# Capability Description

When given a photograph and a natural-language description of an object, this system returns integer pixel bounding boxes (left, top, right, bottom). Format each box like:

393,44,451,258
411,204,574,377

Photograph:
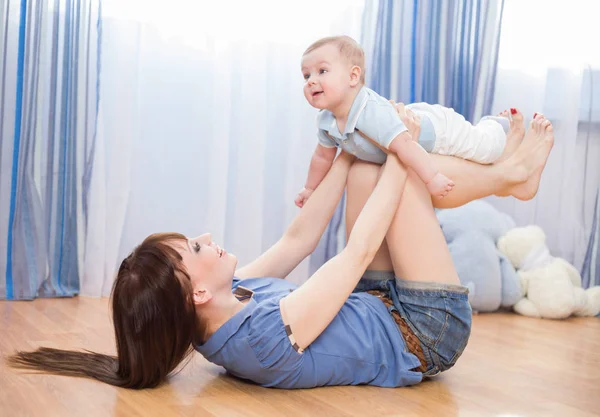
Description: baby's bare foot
497,108,525,162
502,114,554,200
427,172,455,200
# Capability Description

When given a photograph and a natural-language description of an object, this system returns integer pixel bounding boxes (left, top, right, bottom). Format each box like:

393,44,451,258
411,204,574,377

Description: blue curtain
362,0,504,122
0,0,101,300
582,188,600,290
580,69,599,291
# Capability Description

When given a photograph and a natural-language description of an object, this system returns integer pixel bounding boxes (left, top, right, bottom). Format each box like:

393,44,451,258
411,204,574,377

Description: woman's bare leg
347,161,458,283
346,162,394,271
346,115,555,274
384,169,460,284
431,114,553,208
429,155,521,209
346,157,507,272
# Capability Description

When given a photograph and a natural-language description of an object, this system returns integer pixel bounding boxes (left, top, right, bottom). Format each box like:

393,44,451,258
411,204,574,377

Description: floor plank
1,297,599,417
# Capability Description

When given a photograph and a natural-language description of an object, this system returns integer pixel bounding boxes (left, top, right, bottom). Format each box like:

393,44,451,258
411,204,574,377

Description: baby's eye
303,73,310,80
193,242,201,253
319,68,327,74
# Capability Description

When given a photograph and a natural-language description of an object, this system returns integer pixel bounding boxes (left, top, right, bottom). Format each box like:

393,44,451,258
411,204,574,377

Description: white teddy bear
497,225,600,319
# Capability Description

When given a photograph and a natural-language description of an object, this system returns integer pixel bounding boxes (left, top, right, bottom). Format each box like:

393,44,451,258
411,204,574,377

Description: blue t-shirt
317,86,436,164
194,277,422,389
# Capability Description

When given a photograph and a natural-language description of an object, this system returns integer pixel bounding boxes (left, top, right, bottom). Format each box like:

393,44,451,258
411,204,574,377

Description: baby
296,36,512,207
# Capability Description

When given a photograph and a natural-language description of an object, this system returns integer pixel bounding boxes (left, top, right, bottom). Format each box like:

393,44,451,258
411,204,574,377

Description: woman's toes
511,108,523,121
529,118,537,130
532,115,544,132
536,119,543,132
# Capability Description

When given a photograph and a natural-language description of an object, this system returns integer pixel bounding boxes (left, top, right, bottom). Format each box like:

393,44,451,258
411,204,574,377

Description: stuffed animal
437,201,523,313
497,225,600,319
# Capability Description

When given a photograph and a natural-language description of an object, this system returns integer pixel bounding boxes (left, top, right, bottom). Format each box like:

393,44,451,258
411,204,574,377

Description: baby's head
301,36,365,111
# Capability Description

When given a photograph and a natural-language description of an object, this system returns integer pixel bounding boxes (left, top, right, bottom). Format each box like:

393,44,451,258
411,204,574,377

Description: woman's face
177,233,237,298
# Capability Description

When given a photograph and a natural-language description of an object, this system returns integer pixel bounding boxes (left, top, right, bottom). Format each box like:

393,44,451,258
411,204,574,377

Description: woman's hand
389,101,421,142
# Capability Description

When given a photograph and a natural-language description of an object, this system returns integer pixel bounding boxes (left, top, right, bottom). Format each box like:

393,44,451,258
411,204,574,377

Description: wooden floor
1,297,599,417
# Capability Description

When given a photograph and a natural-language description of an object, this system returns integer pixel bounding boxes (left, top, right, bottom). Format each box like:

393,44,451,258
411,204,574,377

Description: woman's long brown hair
6,233,197,389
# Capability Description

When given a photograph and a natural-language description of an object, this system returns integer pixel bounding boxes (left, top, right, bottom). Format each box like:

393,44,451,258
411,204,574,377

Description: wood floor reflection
1,297,599,417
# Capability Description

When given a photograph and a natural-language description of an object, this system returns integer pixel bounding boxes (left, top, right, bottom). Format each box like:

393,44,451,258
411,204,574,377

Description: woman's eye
193,242,201,253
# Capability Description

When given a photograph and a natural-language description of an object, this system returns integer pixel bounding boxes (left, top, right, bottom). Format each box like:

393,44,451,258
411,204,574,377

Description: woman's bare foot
498,114,554,200
497,108,525,162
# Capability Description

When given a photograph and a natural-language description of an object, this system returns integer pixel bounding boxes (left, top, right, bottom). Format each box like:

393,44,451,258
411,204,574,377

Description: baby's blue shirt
317,86,436,163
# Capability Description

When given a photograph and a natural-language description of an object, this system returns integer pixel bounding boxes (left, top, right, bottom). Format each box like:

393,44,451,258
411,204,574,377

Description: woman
8,107,554,389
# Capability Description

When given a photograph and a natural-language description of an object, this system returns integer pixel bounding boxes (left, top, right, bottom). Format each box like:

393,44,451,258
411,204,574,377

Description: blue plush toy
436,200,523,313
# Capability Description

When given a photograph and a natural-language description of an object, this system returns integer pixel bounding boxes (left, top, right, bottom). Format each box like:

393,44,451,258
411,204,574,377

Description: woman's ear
193,288,213,306
350,65,362,87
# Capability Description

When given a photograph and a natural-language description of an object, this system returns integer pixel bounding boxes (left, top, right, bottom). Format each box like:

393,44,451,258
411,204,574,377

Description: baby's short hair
303,36,365,84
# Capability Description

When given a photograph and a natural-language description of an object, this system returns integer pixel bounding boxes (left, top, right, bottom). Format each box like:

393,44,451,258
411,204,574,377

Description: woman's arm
235,151,354,279
279,155,407,350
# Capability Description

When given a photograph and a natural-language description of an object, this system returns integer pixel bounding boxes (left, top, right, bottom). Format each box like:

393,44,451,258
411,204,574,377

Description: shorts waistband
361,270,469,299
362,270,395,281
395,279,469,296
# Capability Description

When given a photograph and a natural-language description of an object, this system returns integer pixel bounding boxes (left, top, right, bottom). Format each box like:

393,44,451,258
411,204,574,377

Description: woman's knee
347,160,380,193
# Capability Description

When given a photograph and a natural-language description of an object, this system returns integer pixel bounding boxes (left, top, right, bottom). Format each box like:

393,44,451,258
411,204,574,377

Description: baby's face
301,44,353,111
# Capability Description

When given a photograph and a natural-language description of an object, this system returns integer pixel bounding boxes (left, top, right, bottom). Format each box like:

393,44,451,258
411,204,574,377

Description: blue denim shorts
355,270,472,377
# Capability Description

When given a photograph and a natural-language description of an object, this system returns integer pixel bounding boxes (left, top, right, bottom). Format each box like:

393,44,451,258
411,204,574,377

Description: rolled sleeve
317,129,337,148
355,101,408,149
247,299,304,371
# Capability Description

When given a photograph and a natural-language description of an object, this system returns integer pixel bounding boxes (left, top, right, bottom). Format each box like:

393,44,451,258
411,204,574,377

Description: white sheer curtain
82,0,365,296
488,0,600,269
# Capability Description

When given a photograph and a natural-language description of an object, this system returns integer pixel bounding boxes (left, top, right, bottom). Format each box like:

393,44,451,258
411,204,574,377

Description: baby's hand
295,187,315,208
426,173,455,199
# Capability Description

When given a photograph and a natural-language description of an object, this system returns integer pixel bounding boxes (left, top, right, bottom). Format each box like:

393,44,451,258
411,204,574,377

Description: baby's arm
295,144,338,208
388,132,454,199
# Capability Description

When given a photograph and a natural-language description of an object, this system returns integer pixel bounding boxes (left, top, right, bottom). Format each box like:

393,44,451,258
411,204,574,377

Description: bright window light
498,0,600,73
102,0,364,48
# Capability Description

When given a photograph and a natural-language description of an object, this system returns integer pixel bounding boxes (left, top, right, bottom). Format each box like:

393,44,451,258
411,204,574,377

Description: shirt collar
194,297,257,358
317,86,369,139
